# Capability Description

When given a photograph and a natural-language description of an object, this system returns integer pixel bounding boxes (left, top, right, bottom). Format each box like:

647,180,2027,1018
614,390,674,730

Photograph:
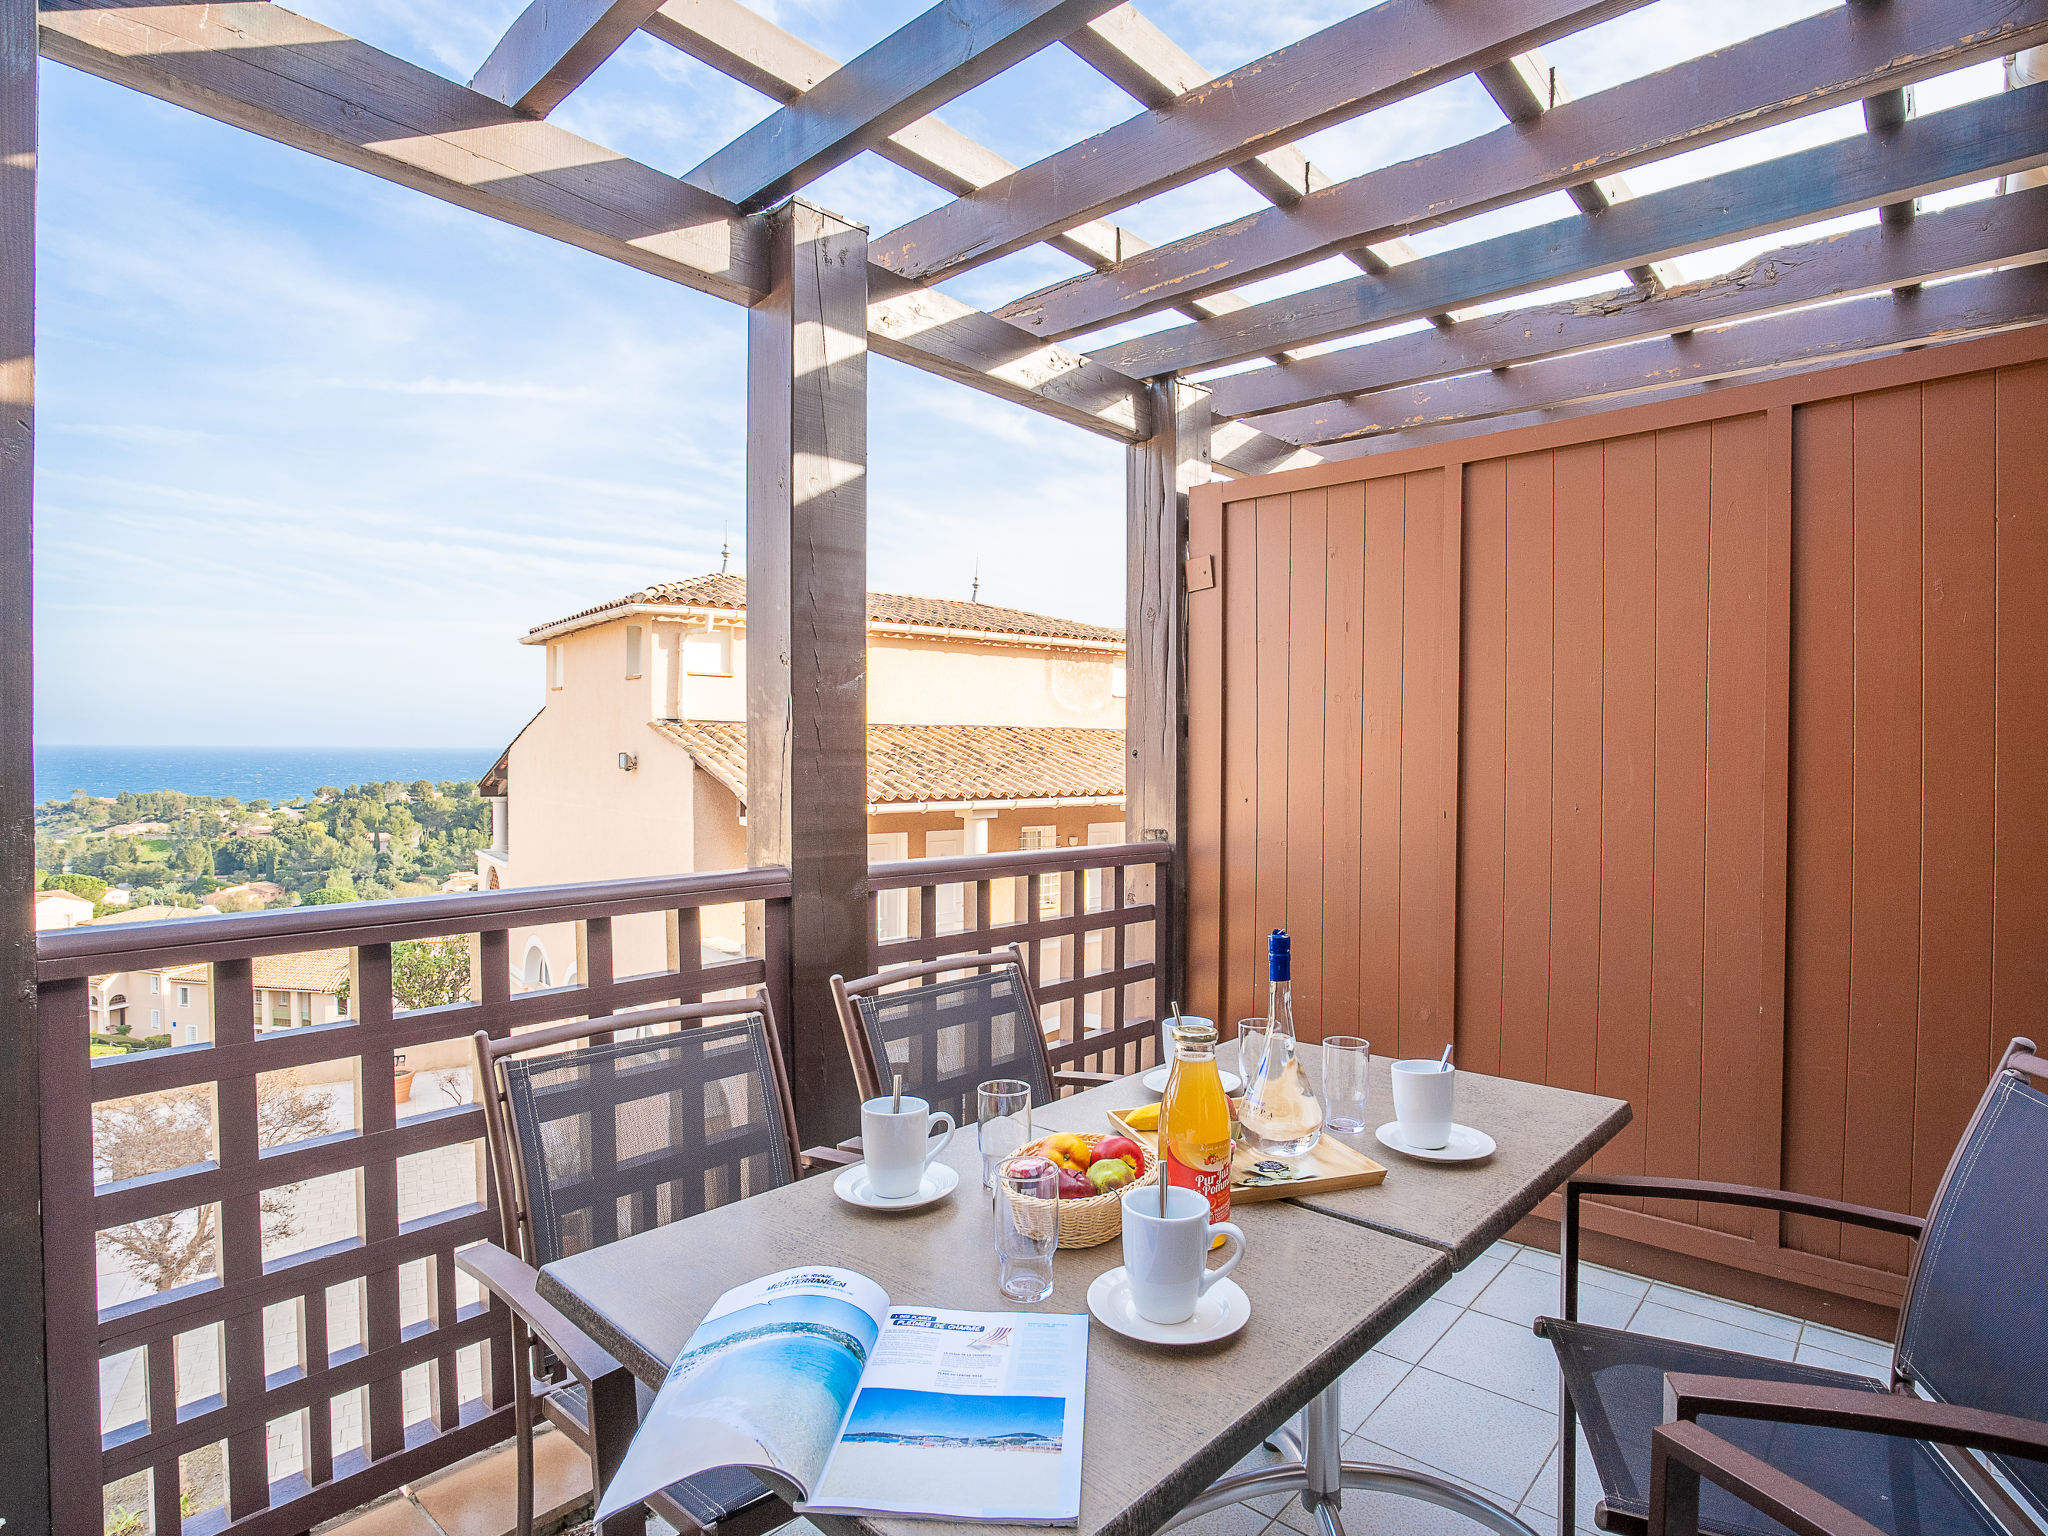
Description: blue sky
31,0,2004,748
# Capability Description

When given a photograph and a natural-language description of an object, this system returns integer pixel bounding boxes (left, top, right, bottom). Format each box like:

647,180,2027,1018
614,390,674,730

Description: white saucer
1373,1122,1497,1163
1087,1268,1250,1346
1140,1065,1243,1096
833,1160,959,1210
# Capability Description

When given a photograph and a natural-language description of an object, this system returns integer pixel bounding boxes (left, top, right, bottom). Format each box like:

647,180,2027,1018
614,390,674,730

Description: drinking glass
1234,1020,1268,1087
995,1156,1059,1302
1321,1036,1372,1135
977,1078,1033,1189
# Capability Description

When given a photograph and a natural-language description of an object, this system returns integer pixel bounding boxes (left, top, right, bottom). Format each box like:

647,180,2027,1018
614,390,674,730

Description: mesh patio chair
455,993,813,1536
828,944,1117,1129
1536,1037,2048,1536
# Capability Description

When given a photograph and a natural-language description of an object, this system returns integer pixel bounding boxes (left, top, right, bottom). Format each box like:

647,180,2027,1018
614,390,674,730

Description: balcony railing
37,843,1174,1536
37,869,786,1536
867,840,1172,1077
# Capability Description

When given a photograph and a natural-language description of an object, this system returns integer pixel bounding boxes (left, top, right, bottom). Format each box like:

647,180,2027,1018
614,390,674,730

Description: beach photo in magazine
824,1387,1064,1509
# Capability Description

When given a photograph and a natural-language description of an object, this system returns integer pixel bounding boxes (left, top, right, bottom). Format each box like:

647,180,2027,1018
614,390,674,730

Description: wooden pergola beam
870,0,1649,285
682,0,1124,211
38,0,769,304
34,1,1267,452
469,0,668,117
641,0,1274,337
1297,263,2048,450
1001,0,2048,342
1089,83,2048,378
1215,185,2048,424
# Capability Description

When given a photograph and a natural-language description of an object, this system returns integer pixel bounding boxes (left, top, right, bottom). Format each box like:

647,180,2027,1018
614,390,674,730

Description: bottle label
1166,1146,1232,1225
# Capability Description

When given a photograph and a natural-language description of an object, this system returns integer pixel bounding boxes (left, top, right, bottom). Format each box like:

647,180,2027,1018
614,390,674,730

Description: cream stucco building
479,574,1129,990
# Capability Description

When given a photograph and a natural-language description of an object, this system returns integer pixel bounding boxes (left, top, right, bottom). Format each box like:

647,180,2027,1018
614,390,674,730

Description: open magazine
597,1267,1089,1526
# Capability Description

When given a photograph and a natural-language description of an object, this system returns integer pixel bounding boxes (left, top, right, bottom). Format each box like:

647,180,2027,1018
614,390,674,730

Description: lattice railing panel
38,869,789,1536
866,842,1173,1085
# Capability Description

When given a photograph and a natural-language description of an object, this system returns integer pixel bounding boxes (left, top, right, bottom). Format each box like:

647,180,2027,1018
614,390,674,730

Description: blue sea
34,746,498,805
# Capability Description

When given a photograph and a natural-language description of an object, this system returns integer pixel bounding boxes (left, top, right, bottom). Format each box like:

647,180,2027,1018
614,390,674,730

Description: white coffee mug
1119,1184,1245,1324
1389,1060,1456,1150
861,1095,956,1199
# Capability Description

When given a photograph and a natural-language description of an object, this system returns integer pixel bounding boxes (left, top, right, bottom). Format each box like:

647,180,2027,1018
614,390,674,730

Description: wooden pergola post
1126,378,1210,1013
0,0,47,1527
746,198,870,1147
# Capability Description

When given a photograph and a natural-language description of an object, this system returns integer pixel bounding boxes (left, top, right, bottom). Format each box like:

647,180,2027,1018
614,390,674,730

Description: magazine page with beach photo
595,1266,1088,1528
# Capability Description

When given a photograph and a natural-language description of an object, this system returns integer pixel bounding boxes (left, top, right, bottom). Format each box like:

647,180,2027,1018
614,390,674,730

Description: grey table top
537,1074,1451,1536
1276,1045,1632,1269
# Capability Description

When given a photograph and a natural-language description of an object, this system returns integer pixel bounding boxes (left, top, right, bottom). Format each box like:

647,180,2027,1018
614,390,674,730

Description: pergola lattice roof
33,0,2048,467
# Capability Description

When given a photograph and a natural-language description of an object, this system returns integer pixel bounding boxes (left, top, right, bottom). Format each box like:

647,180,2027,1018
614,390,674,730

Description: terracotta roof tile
251,949,352,994
532,574,1122,646
650,720,1124,806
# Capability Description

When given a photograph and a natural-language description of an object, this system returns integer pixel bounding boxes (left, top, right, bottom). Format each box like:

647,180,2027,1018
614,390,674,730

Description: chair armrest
454,1241,621,1386
1053,1069,1121,1089
1663,1374,2048,1463
802,1145,862,1171
1566,1175,1924,1238
1649,1419,1883,1536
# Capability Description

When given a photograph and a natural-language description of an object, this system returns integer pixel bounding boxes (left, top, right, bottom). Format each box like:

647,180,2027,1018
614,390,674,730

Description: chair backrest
830,947,1053,1125
474,993,799,1268
1894,1036,2048,1521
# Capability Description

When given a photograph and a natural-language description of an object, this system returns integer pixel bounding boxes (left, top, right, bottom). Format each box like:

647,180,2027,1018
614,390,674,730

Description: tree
336,936,472,1013
49,871,107,901
95,1073,339,1294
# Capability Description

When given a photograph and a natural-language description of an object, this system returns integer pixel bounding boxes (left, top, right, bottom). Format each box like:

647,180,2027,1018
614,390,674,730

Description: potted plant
393,1051,415,1104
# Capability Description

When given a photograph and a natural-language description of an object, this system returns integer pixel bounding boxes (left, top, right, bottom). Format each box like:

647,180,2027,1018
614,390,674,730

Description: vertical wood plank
36,982,93,1536
1251,495,1293,1030
1286,489,1329,1036
1842,384,1922,1275
1127,378,1211,1013
1992,363,2048,1057
1220,499,1261,1033
1186,486,1227,1023
0,0,44,1522
1754,404,1796,1241
1648,423,1711,1226
1914,372,1997,1212
1699,414,1772,1236
209,957,271,1517
1783,397,1857,1258
1456,460,1510,1076
1399,468,1458,1058
351,944,407,1463
1547,442,1604,1092
1500,452,1554,1084
1320,482,1367,1040
746,199,869,1147
1360,475,1406,1049
1595,434,1656,1186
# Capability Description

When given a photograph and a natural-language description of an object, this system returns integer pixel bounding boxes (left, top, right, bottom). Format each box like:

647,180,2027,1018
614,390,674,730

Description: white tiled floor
624,1239,1894,1536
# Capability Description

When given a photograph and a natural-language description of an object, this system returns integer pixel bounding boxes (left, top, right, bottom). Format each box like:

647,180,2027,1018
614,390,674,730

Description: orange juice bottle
1161,1019,1232,1226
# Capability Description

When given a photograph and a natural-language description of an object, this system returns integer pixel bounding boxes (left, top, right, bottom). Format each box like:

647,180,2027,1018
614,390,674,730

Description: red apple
1094,1136,1145,1172
1056,1167,1095,1200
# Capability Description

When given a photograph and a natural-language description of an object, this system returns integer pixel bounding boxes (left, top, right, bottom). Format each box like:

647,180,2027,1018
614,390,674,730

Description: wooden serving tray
1105,1107,1387,1203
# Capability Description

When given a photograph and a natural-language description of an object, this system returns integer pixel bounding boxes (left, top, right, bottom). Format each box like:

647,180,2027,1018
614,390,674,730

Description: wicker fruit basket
999,1132,1159,1249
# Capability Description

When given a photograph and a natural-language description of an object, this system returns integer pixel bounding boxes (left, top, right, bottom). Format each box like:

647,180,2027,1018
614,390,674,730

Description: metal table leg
1163,1377,1540,1536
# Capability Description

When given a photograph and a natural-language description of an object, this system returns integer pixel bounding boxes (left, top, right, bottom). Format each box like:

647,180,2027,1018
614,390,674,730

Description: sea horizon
34,744,499,806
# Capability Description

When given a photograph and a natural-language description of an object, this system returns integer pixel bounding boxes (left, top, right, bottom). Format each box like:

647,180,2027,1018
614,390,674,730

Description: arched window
522,943,551,990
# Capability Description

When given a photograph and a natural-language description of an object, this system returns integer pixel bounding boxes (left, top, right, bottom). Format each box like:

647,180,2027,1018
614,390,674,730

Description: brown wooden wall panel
1189,469,1457,1046
1188,329,2048,1301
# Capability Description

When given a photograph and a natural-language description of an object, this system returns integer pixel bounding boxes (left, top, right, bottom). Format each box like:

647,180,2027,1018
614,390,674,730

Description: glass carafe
1237,929,1325,1157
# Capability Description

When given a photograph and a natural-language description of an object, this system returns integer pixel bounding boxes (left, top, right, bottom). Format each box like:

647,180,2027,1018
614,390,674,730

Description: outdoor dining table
536,1063,1631,1536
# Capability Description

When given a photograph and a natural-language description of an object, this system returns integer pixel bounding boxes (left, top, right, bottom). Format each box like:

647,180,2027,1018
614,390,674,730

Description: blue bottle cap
1268,928,1290,982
